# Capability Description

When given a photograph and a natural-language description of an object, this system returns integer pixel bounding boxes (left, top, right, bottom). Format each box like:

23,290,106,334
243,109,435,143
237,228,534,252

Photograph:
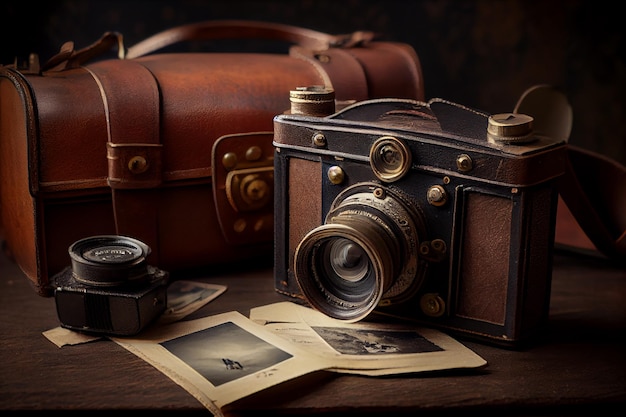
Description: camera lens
294,183,426,322
68,235,152,286
295,223,389,321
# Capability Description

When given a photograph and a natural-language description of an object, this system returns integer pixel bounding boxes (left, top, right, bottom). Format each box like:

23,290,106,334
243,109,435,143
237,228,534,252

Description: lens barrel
294,183,425,322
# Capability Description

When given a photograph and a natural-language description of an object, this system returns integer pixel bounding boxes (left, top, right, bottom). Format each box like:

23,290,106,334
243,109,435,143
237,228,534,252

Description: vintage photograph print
250,302,487,375
113,311,333,412
160,321,293,386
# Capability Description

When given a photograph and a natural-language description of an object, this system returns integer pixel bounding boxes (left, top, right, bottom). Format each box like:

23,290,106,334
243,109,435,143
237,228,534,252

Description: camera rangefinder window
369,136,412,182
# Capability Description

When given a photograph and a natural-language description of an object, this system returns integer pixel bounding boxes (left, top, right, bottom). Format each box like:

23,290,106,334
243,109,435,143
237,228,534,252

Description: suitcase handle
43,31,124,71
125,20,375,59
43,20,375,70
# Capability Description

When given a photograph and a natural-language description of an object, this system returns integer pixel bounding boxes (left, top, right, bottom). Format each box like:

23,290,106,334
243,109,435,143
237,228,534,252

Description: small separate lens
68,235,151,286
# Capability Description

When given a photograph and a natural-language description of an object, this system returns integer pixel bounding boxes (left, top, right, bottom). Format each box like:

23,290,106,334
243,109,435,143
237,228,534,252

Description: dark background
1,0,624,165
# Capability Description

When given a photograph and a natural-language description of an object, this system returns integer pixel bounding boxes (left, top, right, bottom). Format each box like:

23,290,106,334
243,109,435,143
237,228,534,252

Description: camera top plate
273,97,568,188
278,98,564,155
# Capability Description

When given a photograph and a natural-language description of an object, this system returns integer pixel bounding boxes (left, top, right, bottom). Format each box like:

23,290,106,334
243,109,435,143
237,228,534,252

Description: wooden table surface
1,241,624,416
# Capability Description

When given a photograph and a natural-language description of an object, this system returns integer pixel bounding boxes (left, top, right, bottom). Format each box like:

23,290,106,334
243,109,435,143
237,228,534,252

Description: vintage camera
53,235,169,336
273,87,567,347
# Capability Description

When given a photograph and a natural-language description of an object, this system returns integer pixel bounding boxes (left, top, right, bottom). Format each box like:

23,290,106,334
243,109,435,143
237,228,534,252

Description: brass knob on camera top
290,86,336,116
488,113,535,144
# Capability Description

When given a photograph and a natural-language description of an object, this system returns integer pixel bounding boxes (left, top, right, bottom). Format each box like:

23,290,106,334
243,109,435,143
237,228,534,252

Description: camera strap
557,145,626,261
515,85,626,262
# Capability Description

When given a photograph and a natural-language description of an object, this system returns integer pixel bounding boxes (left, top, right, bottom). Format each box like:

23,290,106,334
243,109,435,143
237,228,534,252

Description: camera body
273,90,567,346
53,236,169,336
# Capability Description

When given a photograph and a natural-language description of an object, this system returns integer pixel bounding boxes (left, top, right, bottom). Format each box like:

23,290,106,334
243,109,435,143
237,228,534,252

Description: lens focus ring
68,235,151,286
294,223,392,322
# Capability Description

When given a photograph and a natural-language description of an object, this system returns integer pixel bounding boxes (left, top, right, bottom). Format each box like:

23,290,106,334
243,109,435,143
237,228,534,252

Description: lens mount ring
68,235,152,286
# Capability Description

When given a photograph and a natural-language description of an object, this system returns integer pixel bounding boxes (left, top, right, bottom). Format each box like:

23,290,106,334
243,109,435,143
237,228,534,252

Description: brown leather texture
0,20,425,296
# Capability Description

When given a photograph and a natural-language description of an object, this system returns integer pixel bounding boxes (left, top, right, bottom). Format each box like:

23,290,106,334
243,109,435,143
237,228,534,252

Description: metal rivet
420,293,446,317
316,54,331,63
431,239,447,254
128,156,148,174
327,165,344,184
245,146,262,161
254,219,264,232
233,219,246,233
222,152,237,170
420,239,447,262
456,154,473,172
313,133,327,147
427,185,447,206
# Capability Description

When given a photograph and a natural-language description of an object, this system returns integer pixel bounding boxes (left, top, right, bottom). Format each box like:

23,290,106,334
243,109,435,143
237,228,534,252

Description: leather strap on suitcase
88,60,163,257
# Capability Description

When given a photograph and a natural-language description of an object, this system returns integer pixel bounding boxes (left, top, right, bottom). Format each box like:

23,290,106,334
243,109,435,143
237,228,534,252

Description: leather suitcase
0,20,425,296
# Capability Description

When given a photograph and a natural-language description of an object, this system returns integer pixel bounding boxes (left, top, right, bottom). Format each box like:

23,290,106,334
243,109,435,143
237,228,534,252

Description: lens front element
325,238,369,283
82,244,143,264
